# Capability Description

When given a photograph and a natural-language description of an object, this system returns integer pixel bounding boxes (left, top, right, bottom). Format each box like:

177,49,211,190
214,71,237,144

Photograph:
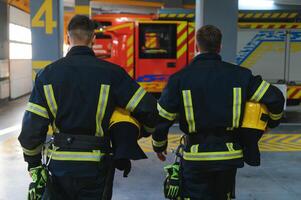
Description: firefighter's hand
156,150,167,162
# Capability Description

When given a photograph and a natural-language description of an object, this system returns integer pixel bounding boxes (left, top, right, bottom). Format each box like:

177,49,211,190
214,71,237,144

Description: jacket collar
66,46,95,57
193,53,222,62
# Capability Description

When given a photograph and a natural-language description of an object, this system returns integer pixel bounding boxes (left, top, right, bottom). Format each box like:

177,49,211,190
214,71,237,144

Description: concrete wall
196,0,238,63
9,6,32,99
0,2,9,100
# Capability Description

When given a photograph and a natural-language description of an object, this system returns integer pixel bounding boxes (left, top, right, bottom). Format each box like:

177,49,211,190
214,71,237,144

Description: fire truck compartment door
136,21,188,92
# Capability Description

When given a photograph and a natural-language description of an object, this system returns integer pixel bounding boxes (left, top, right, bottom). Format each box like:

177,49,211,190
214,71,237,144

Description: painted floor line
0,124,21,136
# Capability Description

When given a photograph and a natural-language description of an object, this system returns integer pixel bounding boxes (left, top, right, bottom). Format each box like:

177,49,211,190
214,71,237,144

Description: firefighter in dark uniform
19,15,157,200
152,25,284,200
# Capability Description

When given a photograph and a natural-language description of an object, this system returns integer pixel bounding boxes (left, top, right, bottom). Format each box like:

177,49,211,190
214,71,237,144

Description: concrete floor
0,97,301,200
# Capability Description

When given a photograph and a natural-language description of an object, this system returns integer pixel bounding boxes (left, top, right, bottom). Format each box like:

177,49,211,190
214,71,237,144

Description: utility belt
186,129,237,145
47,133,111,162
183,129,243,162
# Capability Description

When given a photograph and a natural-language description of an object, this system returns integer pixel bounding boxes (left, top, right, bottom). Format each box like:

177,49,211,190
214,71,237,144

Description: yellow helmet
241,102,269,131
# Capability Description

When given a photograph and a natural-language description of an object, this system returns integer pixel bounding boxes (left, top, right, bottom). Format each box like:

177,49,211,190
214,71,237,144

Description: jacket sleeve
113,68,158,134
18,76,50,169
247,75,285,128
152,75,180,152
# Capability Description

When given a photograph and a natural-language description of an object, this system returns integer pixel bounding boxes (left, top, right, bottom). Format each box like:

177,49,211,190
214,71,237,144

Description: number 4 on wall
32,0,57,34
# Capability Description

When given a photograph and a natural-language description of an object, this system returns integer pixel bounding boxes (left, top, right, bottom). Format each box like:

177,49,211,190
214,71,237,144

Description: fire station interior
0,0,301,199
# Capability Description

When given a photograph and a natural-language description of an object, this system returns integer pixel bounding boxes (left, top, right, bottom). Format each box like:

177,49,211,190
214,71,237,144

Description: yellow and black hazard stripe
239,11,301,22
158,13,195,21
239,22,301,29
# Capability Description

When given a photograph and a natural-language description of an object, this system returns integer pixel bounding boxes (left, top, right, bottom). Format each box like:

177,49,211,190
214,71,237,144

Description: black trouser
50,175,107,200
102,162,116,200
182,167,237,200
45,157,114,200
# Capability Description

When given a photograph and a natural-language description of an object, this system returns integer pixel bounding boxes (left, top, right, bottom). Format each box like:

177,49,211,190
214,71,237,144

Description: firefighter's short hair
67,15,96,43
196,25,222,53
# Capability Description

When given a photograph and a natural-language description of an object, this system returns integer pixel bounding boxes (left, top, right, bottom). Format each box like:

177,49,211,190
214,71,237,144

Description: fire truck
91,11,301,103
92,13,195,93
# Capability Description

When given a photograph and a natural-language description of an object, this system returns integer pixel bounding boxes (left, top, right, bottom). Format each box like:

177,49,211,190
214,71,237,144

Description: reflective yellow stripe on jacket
183,150,243,161
26,102,49,119
152,139,167,148
126,87,146,112
251,80,270,102
44,84,59,133
96,84,110,137
22,144,43,156
182,90,196,133
157,103,177,121
232,88,242,128
47,149,104,162
269,112,283,120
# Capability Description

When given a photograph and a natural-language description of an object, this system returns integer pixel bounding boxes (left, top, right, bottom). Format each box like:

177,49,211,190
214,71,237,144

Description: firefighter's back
175,53,253,132
39,46,123,136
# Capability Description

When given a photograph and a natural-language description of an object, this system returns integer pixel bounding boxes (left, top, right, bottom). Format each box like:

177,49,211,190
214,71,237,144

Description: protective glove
164,162,181,199
114,159,131,177
28,165,48,200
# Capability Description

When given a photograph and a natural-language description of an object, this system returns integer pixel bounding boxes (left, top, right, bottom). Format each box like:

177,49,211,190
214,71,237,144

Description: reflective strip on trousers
47,149,104,162
251,80,270,102
26,102,49,119
157,103,177,121
44,84,59,132
183,150,243,161
126,87,146,112
182,90,196,133
96,84,110,137
22,144,43,156
232,88,242,128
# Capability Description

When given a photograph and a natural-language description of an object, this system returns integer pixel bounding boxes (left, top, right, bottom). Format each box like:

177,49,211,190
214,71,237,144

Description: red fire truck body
92,14,195,93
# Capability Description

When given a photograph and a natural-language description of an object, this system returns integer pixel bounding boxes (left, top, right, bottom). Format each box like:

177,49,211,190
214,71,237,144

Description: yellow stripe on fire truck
177,22,188,59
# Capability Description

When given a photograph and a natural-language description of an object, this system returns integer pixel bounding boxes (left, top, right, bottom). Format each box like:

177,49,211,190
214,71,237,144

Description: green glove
164,163,180,199
28,166,48,200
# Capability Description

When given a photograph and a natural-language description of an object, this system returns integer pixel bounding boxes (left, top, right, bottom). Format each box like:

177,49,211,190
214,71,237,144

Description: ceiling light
239,0,275,10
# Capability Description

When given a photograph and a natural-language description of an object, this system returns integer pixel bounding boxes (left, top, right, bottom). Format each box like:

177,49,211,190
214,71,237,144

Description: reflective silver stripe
152,139,167,148
182,90,196,133
269,112,283,120
232,88,242,128
47,149,104,162
43,84,59,133
96,85,110,137
22,144,43,156
126,87,146,112
157,103,177,121
251,81,270,102
183,150,243,161
26,102,49,119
